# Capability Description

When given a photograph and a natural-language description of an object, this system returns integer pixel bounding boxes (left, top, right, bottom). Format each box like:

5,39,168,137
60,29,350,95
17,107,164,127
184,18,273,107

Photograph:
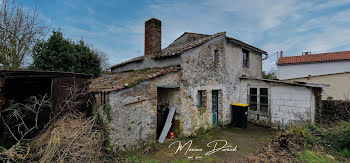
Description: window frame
197,90,203,108
242,49,250,68
214,49,219,63
249,88,258,111
248,87,269,113
259,88,269,113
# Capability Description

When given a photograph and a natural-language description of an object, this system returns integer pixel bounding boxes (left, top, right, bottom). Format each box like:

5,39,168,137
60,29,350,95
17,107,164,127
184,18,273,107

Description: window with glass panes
249,88,257,111
249,87,269,113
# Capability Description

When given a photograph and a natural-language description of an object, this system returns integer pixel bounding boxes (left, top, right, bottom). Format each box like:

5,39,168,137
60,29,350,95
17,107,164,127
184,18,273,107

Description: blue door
212,90,218,125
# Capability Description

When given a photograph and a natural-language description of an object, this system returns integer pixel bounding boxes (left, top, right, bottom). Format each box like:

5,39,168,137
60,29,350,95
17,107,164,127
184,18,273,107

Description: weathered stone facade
90,18,325,150
105,72,180,150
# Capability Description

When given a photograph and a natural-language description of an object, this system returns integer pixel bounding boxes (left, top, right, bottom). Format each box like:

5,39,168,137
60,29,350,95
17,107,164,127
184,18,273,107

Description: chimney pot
302,52,311,55
145,18,161,58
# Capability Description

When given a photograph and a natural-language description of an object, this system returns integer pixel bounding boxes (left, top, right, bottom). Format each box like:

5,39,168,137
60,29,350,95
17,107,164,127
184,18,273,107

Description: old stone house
89,18,326,150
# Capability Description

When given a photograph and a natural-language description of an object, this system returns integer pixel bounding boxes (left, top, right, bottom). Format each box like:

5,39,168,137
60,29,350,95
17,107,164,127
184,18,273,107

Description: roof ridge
168,32,224,47
278,50,350,65
110,56,144,69
280,50,350,58
183,32,210,36
153,32,226,58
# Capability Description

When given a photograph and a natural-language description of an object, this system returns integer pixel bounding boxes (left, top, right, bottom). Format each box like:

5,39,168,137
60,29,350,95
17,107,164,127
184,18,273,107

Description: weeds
342,148,350,158
298,150,336,163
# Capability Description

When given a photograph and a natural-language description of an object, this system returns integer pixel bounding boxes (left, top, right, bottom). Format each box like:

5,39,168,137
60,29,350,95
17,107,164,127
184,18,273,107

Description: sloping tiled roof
89,66,181,93
227,37,267,54
109,56,144,69
167,32,210,47
277,51,350,65
109,32,225,69
109,31,267,69
153,32,226,59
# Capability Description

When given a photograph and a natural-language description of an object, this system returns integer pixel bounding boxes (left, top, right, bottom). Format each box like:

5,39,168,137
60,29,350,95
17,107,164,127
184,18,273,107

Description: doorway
212,90,219,125
156,87,180,139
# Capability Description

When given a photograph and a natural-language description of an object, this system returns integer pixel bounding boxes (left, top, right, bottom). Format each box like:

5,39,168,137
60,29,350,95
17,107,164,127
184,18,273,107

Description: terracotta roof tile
89,66,181,93
153,32,226,59
109,32,225,69
277,51,350,65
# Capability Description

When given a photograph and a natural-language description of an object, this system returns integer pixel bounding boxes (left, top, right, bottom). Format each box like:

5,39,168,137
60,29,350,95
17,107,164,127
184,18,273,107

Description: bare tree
0,0,48,70
95,49,110,70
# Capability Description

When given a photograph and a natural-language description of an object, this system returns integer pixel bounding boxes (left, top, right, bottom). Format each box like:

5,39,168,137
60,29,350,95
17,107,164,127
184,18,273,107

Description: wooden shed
0,70,92,119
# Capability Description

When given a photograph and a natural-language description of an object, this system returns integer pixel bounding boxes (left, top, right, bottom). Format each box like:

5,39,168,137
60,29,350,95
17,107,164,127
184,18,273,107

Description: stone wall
178,35,263,136
107,35,265,145
106,72,180,150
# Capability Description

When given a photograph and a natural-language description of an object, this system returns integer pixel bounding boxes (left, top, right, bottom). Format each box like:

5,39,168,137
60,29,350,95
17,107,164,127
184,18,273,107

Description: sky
19,0,350,72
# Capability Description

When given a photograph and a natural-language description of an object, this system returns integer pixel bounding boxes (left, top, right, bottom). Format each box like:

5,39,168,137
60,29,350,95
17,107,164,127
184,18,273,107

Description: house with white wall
89,18,326,150
277,51,350,100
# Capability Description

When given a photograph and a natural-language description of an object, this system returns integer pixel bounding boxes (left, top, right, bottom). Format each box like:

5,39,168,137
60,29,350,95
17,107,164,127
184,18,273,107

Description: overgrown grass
324,121,350,151
298,150,336,163
304,121,350,160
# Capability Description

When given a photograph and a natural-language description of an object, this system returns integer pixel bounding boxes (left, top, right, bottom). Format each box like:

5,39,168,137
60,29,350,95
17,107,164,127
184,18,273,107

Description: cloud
39,0,350,72
87,7,95,15
63,1,76,9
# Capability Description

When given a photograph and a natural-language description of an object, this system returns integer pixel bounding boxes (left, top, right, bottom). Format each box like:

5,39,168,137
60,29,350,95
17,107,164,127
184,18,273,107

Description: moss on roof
89,66,181,93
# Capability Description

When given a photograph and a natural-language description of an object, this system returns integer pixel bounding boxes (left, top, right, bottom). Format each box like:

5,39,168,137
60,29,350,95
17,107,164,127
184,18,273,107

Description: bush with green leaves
342,148,350,158
32,31,101,77
324,121,350,151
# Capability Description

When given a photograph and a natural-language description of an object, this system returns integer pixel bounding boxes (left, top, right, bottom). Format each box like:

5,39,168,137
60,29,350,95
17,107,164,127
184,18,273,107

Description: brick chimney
145,18,161,58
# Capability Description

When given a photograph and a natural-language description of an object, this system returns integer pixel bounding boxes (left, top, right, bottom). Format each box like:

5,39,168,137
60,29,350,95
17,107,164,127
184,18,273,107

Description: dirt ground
128,124,275,162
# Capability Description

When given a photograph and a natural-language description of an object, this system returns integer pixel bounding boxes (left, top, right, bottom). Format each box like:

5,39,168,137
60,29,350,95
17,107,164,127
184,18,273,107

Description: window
249,88,269,113
242,49,249,68
249,88,257,111
214,50,219,63
197,90,203,108
260,88,268,113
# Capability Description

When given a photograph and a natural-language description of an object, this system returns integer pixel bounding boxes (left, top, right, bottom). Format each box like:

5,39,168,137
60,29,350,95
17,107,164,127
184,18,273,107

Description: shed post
0,78,4,119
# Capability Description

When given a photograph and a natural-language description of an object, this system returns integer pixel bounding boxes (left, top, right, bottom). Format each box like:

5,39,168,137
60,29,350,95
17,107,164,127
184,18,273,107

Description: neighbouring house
89,18,327,150
277,51,350,100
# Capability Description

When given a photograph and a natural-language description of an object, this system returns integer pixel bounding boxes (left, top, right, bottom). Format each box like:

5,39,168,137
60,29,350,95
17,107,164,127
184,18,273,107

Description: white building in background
277,51,350,100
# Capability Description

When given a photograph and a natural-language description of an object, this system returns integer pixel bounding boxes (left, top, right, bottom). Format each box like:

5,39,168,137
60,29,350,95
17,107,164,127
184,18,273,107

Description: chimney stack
145,18,161,58
302,52,311,55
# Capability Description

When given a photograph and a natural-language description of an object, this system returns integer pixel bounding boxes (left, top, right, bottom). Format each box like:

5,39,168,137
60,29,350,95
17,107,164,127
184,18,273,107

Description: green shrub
342,148,350,158
309,124,321,133
298,150,335,163
325,121,350,150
